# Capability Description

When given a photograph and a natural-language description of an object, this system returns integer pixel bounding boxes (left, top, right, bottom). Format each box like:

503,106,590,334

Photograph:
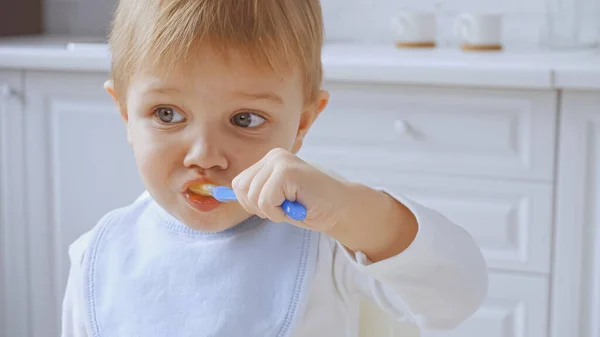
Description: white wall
44,0,600,48
43,0,116,37
322,0,550,47
44,0,552,47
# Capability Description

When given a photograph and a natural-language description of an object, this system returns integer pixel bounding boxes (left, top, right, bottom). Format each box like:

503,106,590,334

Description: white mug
454,13,502,48
391,11,436,45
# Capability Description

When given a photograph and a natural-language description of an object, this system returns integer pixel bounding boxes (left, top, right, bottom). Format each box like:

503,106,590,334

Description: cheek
226,142,266,174
128,123,180,185
226,131,296,172
277,119,302,150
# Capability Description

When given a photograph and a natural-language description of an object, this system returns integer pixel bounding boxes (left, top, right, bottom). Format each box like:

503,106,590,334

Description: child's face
107,46,328,232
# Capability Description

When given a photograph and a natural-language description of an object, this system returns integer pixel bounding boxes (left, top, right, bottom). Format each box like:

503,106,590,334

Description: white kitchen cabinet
299,82,558,337
338,170,554,274
551,91,600,337
359,272,549,337
0,70,28,337
17,71,143,337
333,163,554,337
421,273,549,337
0,64,596,337
302,82,558,182
301,82,557,274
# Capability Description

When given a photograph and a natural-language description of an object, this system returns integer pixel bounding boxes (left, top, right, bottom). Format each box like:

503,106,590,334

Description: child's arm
306,159,488,329
324,182,418,262
232,149,488,329
61,234,92,337
337,190,488,330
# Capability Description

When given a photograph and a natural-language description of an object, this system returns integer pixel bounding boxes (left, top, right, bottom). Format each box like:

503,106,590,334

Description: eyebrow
143,85,284,105
147,87,183,95
236,91,284,105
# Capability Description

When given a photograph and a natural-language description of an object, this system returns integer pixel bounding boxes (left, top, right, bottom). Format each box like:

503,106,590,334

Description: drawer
420,272,549,337
359,273,549,337
328,169,553,274
300,83,557,181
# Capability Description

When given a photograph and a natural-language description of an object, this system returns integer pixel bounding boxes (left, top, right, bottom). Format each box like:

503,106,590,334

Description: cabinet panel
23,71,144,337
421,273,549,337
329,169,554,273
300,83,557,181
0,69,28,337
551,91,600,337
359,272,548,337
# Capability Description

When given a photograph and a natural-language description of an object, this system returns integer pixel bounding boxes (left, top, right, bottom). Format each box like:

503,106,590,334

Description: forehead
130,46,303,100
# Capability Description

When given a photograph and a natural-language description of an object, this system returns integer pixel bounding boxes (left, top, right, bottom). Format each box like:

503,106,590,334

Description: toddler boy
61,0,488,336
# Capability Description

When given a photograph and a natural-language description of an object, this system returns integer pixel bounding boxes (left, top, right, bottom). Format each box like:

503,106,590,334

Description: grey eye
231,112,266,128
155,107,185,123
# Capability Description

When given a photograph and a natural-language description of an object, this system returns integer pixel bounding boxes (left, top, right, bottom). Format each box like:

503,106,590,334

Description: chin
179,203,251,233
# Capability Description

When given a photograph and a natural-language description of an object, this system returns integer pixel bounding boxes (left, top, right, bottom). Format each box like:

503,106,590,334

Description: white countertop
0,35,599,89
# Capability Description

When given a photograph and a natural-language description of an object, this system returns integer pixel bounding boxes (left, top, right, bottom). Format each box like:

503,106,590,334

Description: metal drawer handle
0,84,16,99
393,119,423,140
394,120,411,134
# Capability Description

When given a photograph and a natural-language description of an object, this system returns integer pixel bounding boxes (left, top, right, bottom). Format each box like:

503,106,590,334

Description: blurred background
1,1,599,337
5,0,600,48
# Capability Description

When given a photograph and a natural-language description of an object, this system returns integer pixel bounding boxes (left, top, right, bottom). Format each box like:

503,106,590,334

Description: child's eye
231,112,266,128
154,107,186,124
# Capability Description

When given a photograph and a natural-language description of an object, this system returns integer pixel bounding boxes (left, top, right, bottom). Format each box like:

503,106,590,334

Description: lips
188,183,213,196
183,178,217,193
182,178,222,212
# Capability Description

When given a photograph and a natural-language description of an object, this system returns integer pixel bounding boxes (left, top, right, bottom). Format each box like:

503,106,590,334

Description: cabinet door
358,272,549,337
421,273,549,337
0,70,29,337
300,83,557,181
328,169,554,273
551,91,600,337
23,71,144,337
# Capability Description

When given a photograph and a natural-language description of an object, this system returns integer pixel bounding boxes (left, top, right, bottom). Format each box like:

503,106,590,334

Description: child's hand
233,148,418,262
231,148,349,232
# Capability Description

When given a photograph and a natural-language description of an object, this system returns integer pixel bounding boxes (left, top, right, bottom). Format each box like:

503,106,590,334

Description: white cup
454,13,502,48
391,11,436,45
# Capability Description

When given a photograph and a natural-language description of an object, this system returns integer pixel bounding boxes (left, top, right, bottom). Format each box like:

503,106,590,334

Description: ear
104,80,132,144
291,90,329,154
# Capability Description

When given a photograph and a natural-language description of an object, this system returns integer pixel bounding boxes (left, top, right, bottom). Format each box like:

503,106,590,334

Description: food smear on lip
188,183,215,197
183,183,222,212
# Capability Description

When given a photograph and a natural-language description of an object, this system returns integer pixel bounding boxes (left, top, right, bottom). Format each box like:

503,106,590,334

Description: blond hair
108,0,324,104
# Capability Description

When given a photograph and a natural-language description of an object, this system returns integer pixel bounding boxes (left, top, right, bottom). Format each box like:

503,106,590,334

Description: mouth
187,183,215,197
182,180,221,212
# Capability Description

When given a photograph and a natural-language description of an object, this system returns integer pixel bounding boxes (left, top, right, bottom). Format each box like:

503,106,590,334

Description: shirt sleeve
337,189,489,330
61,232,93,337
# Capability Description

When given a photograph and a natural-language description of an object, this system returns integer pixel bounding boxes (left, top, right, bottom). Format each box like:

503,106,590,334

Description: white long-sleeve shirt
61,189,488,337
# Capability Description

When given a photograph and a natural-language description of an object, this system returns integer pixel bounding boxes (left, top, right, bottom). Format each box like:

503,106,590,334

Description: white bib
83,196,319,337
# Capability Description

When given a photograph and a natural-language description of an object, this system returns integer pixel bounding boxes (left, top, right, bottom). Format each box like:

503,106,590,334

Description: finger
235,189,262,218
232,158,265,191
258,168,296,224
231,158,268,217
232,147,279,187
232,171,262,218
247,166,273,219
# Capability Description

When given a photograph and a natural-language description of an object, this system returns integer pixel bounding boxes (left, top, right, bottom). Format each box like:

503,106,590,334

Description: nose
183,130,229,170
